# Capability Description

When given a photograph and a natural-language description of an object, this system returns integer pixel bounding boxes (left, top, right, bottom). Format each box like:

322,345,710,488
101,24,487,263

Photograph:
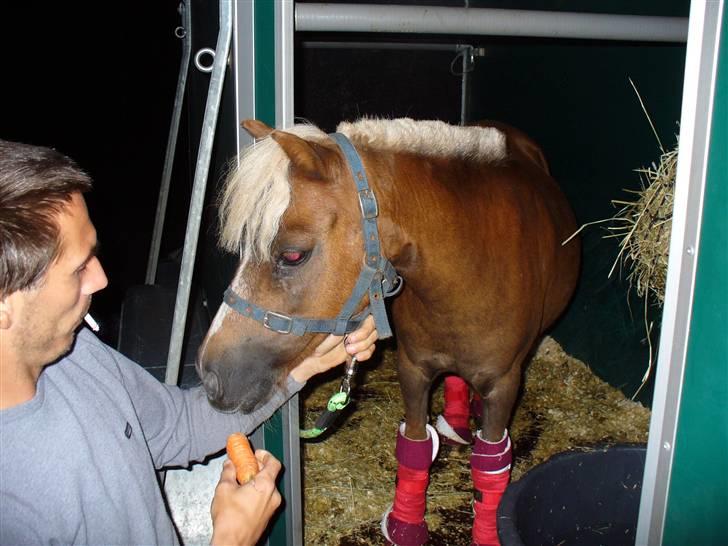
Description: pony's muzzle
197,345,278,413
200,369,223,403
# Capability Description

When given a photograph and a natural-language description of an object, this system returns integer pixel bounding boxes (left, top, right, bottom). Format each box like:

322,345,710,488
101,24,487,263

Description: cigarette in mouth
84,313,100,332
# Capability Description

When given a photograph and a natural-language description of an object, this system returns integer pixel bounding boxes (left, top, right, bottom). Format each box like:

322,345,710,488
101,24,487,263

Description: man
0,139,377,545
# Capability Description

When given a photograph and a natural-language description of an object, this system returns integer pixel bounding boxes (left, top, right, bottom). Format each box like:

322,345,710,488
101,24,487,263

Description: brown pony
197,118,580,545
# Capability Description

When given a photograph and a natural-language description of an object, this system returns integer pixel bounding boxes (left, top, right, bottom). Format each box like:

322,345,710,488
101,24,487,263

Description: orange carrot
226,433,258,485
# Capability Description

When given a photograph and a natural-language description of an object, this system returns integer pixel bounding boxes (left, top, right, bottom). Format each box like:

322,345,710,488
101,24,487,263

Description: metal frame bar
233,1,256,155
296,3,688,43
145,1,193,284
165,0,232,385
636,1,724,543
275,1,302,543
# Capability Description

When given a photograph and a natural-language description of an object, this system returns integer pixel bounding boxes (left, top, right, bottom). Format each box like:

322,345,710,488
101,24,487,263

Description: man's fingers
255,450,282,479
314,316,377,358
354,344,376,362
219,460,238,484
347,316,376,343
313,333,345,357
214,461,241,501
251,451,282,497
347,328,378,356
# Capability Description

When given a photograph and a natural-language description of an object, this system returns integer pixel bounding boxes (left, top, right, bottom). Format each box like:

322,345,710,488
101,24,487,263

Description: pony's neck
358,148,423,280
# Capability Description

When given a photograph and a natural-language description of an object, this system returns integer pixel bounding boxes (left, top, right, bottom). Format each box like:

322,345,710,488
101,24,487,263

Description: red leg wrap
443,375,471,429
391,465,429,524
384,424,437,546
471,469,510,546
470,431,512,546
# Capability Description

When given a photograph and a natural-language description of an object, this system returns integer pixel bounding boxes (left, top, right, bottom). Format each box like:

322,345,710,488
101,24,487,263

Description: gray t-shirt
0,328,302,545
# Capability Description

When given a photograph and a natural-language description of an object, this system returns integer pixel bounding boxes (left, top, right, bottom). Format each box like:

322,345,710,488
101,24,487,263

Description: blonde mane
337,118,506,161
219,118,506,264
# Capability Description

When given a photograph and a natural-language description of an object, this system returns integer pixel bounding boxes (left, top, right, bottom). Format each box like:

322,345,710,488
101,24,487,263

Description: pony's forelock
219,124,329,265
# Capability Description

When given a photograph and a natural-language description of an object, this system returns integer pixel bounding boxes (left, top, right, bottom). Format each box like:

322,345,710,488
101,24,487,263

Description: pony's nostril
202,371,223,401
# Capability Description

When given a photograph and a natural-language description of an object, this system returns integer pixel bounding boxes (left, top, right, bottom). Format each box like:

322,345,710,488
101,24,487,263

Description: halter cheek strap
223,132,401,338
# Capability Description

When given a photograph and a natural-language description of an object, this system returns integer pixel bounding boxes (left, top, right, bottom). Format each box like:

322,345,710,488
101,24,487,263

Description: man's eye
278,250,309,267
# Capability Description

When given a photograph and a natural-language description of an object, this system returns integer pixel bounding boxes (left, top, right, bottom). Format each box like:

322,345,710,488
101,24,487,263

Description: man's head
0,140,93,294
0,140,107,379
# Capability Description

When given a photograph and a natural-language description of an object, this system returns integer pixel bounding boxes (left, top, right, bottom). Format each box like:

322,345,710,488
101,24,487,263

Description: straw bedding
300,336,650,545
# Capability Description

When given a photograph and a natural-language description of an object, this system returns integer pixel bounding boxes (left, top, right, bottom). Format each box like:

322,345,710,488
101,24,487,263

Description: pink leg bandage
391,465,429,524
436,376,473,444
443,375,470,430
470,430,512,546
383,423,438,546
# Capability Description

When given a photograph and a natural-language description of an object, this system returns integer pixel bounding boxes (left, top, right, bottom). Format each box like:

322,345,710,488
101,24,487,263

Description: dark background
2,2,185,346
2,0,689,403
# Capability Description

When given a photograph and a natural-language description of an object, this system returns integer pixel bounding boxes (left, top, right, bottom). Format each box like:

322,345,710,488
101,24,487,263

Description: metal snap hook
194,48,216,73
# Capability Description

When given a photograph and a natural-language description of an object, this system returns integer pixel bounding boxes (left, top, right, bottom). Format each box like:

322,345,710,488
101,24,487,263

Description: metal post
636,1,725,543
165,0,232,385
145,2,192,285
296,4,688,43
458,45,474,125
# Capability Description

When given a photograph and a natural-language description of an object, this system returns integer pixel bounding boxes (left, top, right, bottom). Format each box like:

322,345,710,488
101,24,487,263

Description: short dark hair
0,140,93,295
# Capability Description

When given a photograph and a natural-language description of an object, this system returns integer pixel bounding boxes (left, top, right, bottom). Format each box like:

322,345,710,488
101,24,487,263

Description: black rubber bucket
497,444,646,546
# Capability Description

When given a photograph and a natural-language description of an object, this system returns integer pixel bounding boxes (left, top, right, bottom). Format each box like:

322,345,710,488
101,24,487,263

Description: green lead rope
300,358,358,439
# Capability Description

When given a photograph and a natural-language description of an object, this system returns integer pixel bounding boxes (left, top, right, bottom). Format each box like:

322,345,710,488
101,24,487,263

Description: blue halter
222,132,402,339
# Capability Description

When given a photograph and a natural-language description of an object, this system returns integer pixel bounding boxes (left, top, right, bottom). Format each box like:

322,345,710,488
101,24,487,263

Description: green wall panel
255,0,276,127
663,6,728,542
255,1,288,544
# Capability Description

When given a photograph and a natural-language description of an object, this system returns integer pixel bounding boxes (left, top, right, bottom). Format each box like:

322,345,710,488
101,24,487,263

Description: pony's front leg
381,351,438,546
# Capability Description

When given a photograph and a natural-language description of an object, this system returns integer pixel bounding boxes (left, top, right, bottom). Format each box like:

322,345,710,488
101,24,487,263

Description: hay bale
301,337,650,545
609,141,677,304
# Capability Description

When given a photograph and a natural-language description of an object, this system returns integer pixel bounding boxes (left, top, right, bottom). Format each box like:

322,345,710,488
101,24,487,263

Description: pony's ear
241,119,274,140
270,131,328,181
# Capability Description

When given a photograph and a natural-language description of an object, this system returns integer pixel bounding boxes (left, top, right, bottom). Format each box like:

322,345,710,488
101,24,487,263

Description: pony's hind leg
435,375,474,445
470,360,523,546
381,351,438,546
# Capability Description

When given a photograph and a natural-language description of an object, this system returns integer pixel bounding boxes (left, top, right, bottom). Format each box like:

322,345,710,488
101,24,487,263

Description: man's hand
210,450,282,546
289,316,378,383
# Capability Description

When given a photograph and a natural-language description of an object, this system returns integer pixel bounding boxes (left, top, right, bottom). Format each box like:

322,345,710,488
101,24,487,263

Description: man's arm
95,317,377,468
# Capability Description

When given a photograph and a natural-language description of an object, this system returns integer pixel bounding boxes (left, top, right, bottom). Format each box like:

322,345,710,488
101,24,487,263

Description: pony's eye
278,250,309,267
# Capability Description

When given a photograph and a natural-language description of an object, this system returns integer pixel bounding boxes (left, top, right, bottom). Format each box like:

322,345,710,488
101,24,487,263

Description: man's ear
0,295,12,330
0,291,22,330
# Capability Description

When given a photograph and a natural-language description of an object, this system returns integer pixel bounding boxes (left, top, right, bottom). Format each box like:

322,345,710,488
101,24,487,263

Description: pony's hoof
435,414,472,445
381,505,429,546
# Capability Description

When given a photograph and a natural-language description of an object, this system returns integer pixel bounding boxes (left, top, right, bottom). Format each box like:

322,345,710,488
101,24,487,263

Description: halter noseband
222,132,402,339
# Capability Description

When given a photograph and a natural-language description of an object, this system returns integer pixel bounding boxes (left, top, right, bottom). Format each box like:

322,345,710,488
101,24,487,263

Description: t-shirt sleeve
83,332,304,468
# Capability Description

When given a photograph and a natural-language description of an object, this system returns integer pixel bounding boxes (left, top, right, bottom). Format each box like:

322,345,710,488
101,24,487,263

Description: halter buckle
263,310,293,334
358,188,379,219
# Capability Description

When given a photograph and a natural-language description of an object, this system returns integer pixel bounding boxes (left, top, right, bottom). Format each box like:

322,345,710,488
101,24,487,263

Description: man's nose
83,257,108,295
